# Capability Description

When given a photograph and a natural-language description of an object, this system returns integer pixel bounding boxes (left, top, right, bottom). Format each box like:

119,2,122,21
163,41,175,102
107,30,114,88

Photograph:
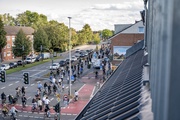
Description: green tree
0,19,7,61
0,13,15,26
33,28,49,52
81,24,93,43
102,29,113,40
93,33,100,44
13,29,31,57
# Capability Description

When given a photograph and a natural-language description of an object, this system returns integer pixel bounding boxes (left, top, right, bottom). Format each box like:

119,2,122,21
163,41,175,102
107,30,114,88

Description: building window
4,52,6,57
6,36,10,41
138,27,144,33
7,44,11,48
7,51,11,56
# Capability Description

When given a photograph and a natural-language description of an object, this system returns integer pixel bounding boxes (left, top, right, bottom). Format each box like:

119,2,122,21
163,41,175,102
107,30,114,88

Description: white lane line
27,97,31,100
30,84,34,86
30,70,46,77
77,84,86,92
90,86,96,99
50,98,54,101
1,87,5,89
24,115,28,117
19,115,22,116
15,81,19,83
9,84,13,86
29,116,33,118
25,87,28,89
37,81,40,83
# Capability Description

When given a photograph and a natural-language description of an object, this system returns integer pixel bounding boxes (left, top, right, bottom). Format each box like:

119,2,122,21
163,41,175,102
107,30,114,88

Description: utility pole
22,45,25,67
68,17,72,96
40,45,43,61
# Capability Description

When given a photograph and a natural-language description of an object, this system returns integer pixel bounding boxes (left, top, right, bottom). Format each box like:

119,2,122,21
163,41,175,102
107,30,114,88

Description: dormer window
138,27,144,33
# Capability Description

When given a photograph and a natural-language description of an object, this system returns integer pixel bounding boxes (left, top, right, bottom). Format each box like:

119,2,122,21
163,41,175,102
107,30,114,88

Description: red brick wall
2,36,13,61
110,33,144,65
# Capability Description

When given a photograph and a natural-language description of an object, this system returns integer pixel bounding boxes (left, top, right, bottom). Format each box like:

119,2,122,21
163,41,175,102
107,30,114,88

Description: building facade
109,21,144,65
2,26,34,61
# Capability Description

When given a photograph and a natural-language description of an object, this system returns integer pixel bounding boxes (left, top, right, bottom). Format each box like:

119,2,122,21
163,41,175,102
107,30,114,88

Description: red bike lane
61,84,95,115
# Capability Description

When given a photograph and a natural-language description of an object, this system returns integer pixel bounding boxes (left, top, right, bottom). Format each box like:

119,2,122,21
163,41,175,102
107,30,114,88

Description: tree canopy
0,18,7,61
13,29,32,57
33,28,49,52
102,29,113,40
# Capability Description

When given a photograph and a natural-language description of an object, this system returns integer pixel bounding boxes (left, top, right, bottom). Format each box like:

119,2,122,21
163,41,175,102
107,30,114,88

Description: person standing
21,86,26,95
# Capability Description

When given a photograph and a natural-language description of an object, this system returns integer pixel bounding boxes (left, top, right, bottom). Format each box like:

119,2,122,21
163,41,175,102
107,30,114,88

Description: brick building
109,21,144,65
2,26,34,61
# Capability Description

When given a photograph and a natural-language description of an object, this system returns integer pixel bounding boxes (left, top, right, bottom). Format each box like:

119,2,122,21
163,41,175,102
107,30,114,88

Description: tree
93,33,100,44
0,18,7,61
81,24,93,43
33,28,49,52
13,29,31,57
102,29,113,40
0,13,15,26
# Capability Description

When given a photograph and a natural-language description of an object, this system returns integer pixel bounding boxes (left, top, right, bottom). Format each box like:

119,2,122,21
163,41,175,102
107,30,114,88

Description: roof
76,47,148,120
109,20,143,41
4,26,34,35
114,24,132,34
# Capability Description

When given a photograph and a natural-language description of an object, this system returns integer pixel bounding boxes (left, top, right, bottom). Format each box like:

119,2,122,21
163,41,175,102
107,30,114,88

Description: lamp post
68,17,72,96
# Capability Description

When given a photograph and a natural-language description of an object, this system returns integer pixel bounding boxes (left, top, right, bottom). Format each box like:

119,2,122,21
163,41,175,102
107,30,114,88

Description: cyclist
38,82,43,92
10,105,18,117
21,95,27,108
74,90,79,101
1,92,6,104
2,103,9,117
21,86,26,95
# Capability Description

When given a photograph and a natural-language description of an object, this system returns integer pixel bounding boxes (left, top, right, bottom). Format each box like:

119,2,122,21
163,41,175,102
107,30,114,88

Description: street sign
71,75,74,81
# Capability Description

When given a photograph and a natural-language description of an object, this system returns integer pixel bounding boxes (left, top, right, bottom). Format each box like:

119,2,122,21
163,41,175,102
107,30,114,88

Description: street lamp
68,17,72,96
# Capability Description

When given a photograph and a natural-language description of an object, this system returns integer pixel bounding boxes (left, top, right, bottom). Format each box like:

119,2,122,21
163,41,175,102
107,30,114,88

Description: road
0,45,99,120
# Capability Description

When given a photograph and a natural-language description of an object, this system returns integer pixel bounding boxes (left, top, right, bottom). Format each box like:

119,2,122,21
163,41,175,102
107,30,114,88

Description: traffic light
53,102,60,113
23,72,29,84
0,71,6,82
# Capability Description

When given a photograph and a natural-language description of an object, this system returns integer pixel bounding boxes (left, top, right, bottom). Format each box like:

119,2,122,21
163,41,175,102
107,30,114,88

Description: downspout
143,0,148,49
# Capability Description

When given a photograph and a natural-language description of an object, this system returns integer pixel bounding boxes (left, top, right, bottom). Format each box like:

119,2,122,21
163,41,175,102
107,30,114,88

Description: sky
0,0,144,31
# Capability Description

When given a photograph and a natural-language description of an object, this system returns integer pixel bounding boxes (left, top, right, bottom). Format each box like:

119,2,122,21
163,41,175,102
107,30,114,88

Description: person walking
21,86,26,95
21,95,27,108
38,98,43,111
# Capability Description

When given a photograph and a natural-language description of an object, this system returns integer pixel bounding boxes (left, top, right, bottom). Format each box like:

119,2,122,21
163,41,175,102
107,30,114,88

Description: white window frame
7,51,11,56
138,27,144,33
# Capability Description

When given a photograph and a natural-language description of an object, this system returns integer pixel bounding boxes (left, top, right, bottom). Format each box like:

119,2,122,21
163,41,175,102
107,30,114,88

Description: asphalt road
0,45,97,120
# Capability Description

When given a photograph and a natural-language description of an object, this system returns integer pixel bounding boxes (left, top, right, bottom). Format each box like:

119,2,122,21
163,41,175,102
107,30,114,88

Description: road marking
27,97,31,100
9,84,13,86
1,87,5,89
37,81,40,83
50,98,54,101
90,86,96,99
77,84,86,92
30,70,46,77
25,87,28,89
31,84,34,86
19,115,22,116
15,81,19,83
29,116,33,118
24,115,28,117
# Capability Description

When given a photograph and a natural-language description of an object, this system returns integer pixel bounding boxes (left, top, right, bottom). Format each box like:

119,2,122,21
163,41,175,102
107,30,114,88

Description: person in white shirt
52,77,56,83
37,98,43,111
74,90,79,101
45,96,50,108
10,105,18,116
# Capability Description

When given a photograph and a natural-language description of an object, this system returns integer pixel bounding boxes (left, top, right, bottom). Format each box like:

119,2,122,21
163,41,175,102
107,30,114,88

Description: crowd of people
0,44,112,119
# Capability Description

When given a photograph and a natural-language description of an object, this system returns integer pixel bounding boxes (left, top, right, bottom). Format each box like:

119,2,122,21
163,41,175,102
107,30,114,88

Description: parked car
75,51,81,58
59,60,66,66
9,62,18,68
50,63,60,70
36,56,42,61
0,64,10,70
17,60,27,65
71,56,78,61
24,57,36,63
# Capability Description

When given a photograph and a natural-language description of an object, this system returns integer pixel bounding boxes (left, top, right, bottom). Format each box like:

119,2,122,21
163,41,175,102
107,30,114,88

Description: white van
25,57,36,63
93,59,102,69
